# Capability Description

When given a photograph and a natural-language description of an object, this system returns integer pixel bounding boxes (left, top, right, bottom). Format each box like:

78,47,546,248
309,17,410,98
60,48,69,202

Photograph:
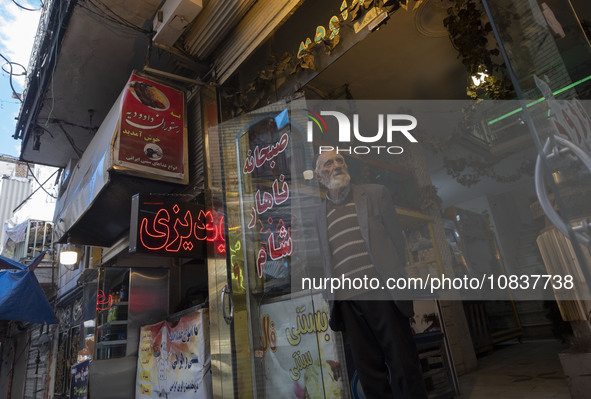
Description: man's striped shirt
326,199,382,299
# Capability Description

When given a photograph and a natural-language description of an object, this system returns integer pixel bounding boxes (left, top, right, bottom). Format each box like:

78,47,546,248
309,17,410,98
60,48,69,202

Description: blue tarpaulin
0,250,48,271
0,269,57,324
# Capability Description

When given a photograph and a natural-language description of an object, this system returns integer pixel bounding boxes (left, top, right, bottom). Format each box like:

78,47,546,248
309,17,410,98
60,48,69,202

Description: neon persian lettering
139,205,226,254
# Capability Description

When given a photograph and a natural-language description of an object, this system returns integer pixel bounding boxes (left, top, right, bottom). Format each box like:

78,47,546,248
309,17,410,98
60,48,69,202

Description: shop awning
0,269,57,324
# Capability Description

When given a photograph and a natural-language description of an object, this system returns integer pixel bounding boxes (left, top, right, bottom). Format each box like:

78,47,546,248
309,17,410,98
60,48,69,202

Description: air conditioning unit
152,0,203,47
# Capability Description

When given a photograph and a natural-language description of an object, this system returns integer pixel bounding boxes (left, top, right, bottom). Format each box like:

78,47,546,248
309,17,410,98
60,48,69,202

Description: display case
95,268,130,360
94,267,169,360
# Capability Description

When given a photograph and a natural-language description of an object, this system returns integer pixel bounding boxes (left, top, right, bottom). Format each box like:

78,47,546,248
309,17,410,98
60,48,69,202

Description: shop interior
298,1,589,398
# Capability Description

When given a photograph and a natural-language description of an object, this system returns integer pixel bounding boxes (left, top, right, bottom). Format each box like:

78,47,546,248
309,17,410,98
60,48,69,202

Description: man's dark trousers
339,300,428,399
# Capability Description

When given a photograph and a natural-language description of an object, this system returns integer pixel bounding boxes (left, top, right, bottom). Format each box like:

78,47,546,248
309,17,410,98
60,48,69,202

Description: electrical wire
55,120,84,158
89,0,146,30
35,124,55,139
77,0,150,35
48,118,94,131
10,0,44,12
75,5,147,42
89,0,150,33
1,60,26,76
13,167,60,213
59,262,78,272
0,99,20,107
0,53,25,103
26,163,58,199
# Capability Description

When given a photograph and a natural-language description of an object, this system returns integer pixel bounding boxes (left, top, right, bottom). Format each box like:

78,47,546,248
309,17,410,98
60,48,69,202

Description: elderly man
315,150,427,399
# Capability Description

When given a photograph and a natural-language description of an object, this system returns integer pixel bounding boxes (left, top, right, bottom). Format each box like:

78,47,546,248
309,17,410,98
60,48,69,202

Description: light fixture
471,71,489,87
59,236,79,265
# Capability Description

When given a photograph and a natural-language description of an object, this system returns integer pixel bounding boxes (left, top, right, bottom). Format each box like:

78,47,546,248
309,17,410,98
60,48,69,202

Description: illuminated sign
96,289,113,312
129,194,225,256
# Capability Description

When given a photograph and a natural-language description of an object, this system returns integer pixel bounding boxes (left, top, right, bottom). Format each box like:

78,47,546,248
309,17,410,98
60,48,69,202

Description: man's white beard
326,173,351,190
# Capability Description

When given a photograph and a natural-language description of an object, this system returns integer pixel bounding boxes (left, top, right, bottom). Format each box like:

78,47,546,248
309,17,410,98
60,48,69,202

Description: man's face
316,151,350,190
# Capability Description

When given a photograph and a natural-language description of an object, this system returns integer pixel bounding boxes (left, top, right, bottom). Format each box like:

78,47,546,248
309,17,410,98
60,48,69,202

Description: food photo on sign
114,73,187,181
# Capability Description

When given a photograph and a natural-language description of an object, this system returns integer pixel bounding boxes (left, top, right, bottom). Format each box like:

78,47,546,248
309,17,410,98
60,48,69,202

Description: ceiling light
60,237,79,265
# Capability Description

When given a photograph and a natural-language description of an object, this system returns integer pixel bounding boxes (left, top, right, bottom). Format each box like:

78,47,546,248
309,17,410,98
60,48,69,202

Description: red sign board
115,73,186,181
129,194,225,257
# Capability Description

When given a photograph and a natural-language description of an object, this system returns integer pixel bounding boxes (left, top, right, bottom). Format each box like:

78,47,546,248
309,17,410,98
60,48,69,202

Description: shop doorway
207,101,350,398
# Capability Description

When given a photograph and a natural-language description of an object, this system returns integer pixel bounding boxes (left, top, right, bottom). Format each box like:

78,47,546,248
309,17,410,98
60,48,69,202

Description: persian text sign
260,294,346,398
116,73,186,181
129,194,225,257
136,309,211,398
241,115,294,281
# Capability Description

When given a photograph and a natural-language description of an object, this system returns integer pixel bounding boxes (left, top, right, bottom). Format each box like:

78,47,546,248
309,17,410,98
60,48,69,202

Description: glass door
482,0,591,279
207,100,350,398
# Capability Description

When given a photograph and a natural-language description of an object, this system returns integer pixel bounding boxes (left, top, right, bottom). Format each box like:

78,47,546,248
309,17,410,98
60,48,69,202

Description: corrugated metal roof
0,178,32,249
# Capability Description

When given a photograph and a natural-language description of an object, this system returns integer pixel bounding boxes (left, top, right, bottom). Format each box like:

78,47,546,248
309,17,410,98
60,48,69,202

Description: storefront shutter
213,0,303,84
183,0,302,85
184,0,257,59
185,89,206,195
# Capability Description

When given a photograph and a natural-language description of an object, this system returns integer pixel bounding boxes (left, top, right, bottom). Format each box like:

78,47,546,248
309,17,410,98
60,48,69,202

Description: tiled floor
457,339,571,398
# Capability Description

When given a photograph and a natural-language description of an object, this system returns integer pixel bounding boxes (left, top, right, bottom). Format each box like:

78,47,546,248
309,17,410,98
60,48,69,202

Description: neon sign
96,289,113,312
130,194,226,256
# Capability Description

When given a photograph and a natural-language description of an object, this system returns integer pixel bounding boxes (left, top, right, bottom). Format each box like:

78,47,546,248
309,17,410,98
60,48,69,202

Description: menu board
135,309,211,398
260,294,347,398
115,73,187,181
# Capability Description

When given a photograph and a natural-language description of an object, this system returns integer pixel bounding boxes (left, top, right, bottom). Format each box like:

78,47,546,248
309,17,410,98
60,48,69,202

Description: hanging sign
129,194,225,256
114,73,187,182
135,309,212,398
